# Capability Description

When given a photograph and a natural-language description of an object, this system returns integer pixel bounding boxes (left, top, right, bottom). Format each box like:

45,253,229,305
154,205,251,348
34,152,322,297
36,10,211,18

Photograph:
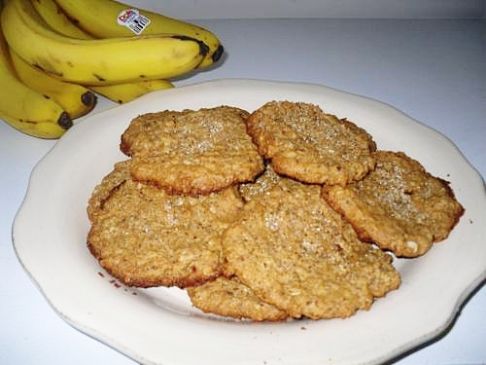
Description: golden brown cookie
120,106,264,195
88,178,244,288
322,151,464,257
87,160,131,222
238,163,292,203
223,177,400,319
246,101,376,186
187,277,288,321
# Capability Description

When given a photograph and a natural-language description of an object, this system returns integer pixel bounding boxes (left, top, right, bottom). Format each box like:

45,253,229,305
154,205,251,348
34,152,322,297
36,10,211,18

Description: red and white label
117,9,151,35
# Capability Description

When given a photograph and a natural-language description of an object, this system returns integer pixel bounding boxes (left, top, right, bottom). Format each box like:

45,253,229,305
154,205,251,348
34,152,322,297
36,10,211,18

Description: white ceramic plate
13,79,486,365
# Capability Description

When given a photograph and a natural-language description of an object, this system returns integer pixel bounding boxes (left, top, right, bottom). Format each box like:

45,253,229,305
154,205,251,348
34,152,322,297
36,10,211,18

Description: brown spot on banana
33,63,64,78
44,69,64,78
63,12,81,25
18,118,37,124
93,73,106,82
33,63,45,72
170,35,209,56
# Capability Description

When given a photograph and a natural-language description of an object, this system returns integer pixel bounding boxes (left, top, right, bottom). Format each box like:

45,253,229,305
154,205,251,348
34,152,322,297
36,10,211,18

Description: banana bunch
0,0,223,138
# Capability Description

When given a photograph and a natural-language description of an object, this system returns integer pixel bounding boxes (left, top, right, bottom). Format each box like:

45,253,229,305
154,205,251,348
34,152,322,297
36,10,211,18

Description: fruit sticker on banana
117,9,150,35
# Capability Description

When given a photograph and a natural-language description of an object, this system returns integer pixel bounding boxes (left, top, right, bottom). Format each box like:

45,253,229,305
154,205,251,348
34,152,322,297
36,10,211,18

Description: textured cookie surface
223,177,400,319
187,277,288,321
88,179,244,288
322,151,464,257
246,101,376,186
238,164,292,203
87,160,131,222
120,106,264,195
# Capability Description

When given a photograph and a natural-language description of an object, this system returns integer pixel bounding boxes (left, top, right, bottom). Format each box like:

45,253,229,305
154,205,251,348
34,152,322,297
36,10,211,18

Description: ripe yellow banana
0,113,70,138
11,51,97,119
54,0,223,68
92,80,174,104
31,0,175,104
0,25,71,138
1,0,208,85
31,0,92,39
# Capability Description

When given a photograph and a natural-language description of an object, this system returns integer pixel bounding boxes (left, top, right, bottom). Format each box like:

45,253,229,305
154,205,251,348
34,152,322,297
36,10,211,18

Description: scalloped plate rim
12,78,486,365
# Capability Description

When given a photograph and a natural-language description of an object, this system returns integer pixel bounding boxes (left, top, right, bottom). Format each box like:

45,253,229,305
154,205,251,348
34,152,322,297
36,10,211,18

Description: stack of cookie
87,101,463,321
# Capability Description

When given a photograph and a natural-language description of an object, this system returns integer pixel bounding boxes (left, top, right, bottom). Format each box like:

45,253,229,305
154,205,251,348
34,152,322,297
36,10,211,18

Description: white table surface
1,18,485,365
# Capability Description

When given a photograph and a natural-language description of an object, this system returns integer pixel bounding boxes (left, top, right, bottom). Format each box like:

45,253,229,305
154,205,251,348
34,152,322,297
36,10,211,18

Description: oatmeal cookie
223,178,400,319
187,277,288,321
238,163,297,203
246,101,376,186
88,179,244,288
87,160,131,222
120,106,264,195
322,151,464,257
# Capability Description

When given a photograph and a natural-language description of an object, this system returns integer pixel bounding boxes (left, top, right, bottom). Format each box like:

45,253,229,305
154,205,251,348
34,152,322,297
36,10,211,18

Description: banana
0,113,70,138
1,0,208,85
31,0,92,39
31,0,175,104
0,24,71,138
54,0,223,68
11,51,97,119
92,79,174,104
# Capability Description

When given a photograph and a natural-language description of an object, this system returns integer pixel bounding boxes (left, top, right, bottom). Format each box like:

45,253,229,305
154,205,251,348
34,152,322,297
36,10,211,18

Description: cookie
238,163,291,203
87,160,131,222
223,177,400,319
322,151,464,257
120,106,264,195
88,178,244,288
246,101,376,186
187,277,288,321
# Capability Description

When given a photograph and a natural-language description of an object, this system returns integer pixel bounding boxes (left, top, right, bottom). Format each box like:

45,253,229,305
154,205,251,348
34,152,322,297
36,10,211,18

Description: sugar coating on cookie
88,179,244,288
223,177,400,319
187,277,288,321
322,151,464,257
246,101,376,186
120,106,264,195
238,164,294,203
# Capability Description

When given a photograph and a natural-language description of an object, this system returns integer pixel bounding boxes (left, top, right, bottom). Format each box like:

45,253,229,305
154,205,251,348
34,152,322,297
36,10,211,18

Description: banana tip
58,112,73,130
81,91,97,107
212,44,224,63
